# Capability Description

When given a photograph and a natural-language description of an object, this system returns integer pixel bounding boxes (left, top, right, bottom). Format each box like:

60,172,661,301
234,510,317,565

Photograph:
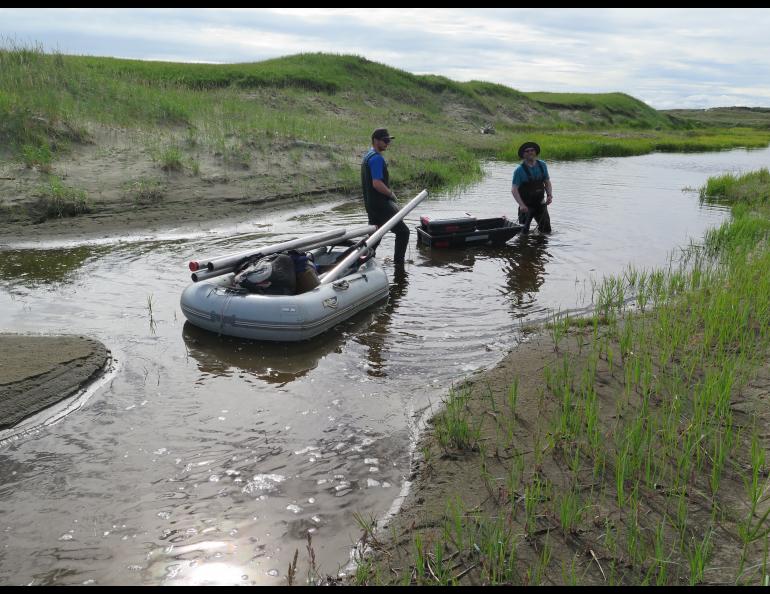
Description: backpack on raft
234,250,319,295
291,251,321,294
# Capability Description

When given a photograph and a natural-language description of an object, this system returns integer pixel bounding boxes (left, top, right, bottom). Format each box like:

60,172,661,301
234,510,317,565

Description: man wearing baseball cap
511,141,553,233
360,128,410,265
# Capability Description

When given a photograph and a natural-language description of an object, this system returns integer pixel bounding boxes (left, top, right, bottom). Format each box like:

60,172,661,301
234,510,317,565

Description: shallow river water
1,147,768,585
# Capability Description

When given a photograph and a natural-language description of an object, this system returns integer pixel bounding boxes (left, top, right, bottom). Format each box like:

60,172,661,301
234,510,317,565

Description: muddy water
0,147,767,585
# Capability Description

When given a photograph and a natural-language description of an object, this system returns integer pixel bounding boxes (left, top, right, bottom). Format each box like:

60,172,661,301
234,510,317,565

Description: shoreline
353,331,583,583
353,259,770,585
0,334,111,431
0,186,357,247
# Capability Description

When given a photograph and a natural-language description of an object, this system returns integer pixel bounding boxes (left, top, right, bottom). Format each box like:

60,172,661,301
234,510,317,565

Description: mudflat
0,334,109,429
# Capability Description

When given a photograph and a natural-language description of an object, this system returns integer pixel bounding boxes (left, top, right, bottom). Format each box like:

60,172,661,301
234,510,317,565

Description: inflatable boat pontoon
180,189,428,342
180,245,390,341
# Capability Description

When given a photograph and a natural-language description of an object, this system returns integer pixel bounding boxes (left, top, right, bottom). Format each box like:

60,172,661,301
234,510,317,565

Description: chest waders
361,151,410,262
361,151,391,218
517,160,552,233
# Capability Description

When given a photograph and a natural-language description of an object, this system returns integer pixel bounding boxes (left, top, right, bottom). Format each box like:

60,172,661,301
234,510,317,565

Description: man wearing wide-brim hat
511,141,553,233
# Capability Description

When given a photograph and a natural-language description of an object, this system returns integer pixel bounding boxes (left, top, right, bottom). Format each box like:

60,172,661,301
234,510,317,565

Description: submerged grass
351,170,770,585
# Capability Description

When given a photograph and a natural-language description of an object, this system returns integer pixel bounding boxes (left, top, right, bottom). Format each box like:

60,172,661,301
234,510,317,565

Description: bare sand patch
0,334,110,429
0,125,357,244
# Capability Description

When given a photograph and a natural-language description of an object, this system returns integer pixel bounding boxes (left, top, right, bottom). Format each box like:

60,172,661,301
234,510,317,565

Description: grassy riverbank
1,44,769,238
663,107,770,130
348,169,770,585
500,128,769,161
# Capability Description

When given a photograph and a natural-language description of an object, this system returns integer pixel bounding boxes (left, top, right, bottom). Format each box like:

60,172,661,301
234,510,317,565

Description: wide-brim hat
517,141,541,158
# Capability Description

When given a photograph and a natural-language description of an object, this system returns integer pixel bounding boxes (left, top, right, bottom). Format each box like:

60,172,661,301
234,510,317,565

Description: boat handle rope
332,279,350,291
219,292,235,332
204,285,229,331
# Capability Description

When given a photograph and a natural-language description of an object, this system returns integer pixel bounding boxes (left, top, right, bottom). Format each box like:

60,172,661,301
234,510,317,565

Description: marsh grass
21,141,53,172
30,176,91,222
499,129,770,162
353,169,770,585
434,383,481,452
156,145,184,172
146,294,157,334
700,168,770,205
2,43,768,205
123,177,166,205
663,107,770,129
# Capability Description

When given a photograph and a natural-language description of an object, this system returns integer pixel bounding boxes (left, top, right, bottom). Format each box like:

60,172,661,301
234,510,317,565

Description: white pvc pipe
301,225,377,252
190,228,347,272
191,267,234,283
190,225,378,283
320,189,428,285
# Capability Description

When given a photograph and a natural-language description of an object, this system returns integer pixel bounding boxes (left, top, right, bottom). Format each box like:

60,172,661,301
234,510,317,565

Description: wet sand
0,334,110,429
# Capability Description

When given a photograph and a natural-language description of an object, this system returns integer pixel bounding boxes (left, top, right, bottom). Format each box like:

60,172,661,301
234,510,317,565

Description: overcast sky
2,8,769,110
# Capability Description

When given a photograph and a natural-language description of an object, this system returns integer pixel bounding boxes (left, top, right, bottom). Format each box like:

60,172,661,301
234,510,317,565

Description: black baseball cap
517,141,541,158
372,128,395,141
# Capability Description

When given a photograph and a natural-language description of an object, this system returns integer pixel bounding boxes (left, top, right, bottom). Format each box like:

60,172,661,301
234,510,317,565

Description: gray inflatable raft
180,248,389,342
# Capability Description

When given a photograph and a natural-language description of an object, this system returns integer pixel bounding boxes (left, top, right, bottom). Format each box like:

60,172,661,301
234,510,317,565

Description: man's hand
373,178,395,200
512,186,526,211
546,195,553,205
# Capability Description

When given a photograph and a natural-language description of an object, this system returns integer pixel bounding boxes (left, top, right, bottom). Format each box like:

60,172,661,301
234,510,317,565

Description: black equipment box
416,214,523,248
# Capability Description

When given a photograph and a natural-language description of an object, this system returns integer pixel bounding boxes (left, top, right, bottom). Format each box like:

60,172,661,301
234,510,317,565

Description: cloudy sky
2,8,769,110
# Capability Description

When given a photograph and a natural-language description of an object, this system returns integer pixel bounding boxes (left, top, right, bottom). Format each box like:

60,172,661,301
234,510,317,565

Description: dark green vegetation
352,169,770,585
664,107,770,130
500,129,769,161
2,43,769,226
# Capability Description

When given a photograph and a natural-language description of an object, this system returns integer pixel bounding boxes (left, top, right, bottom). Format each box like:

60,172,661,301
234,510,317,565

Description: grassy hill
662,107,770,129
523,91,673,129
1,45,769,233
0,49,678,154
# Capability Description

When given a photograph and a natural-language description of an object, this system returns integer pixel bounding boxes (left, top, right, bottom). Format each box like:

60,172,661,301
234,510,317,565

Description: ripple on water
241,474,286,495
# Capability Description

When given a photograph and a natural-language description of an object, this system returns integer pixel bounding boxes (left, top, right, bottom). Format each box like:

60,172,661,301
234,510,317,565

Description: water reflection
182,322,348,385
0,245,107,287
354,267,411,378
181,296,391,385
142,540,245,586
414,242,477,270
413,234,551,320
177,562,247,586
329,200,365,215
498,234,551,312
